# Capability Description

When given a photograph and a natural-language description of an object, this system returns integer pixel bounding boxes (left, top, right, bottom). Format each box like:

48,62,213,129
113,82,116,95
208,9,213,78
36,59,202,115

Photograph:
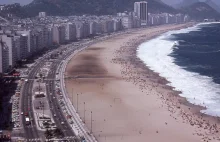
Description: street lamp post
83,102,86,123
72,88,74,106
42,100,44,118
91,111,93,133
38,81,41,94
76,94,79,113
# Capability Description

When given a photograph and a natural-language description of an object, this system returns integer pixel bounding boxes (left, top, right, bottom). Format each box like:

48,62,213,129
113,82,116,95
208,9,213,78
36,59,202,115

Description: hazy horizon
0,0,220,7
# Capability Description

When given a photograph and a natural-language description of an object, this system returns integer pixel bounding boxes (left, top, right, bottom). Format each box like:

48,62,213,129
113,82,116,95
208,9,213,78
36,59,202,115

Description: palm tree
54,128,64,138
39,73,43,78
44,129,52,139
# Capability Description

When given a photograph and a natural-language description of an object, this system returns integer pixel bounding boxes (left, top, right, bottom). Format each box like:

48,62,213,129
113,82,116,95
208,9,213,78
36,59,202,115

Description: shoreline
65,23,220,142
116,24,220,140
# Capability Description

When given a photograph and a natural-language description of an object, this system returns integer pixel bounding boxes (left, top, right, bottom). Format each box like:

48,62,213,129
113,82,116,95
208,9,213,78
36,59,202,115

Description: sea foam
137,24,220,116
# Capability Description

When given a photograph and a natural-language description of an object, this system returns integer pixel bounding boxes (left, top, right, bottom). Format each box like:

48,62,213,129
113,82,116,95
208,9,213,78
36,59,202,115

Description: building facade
134,1,148,26
65,23,77,41
1,35,17,68
52,25,66,44
0,39,9,73
19,34,28,60
39,12,47,18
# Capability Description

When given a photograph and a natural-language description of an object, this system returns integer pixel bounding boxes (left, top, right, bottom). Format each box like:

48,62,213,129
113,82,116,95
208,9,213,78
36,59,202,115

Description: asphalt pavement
21,61,43,141
19,33,121,141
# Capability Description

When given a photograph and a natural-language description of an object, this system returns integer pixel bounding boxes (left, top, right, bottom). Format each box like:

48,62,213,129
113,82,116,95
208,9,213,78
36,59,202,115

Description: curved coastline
137,23,220,117
64,23,220,142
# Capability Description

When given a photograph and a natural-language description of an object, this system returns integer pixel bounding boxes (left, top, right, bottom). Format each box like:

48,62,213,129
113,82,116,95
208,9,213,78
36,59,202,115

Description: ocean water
137,22,220,117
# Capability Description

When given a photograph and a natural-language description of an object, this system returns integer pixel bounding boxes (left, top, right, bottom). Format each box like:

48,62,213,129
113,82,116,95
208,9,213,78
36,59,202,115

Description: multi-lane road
20,43,83,141
19,32,123,141
46,60,75,137
21,59,43,141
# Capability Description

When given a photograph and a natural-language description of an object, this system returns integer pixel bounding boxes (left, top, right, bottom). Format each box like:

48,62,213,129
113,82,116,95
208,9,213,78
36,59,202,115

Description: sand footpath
65,24,220,142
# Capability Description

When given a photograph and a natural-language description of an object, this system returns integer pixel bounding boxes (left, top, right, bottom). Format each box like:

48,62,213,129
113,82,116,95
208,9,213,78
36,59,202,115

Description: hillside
205,0,220,13
22,0,177,17
0,3,27,18
181,2,220,20
175,0,199,9
173,0,220,14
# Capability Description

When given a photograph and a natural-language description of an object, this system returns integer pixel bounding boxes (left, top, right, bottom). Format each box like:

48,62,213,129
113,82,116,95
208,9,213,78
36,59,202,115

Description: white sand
65,24,220,142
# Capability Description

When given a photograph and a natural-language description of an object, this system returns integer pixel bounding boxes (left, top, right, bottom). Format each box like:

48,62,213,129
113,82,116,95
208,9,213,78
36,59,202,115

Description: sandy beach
65,24,220,142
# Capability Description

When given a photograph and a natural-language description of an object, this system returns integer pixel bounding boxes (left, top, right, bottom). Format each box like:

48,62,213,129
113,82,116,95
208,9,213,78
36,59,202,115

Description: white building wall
14,36,21,61
76,22,84,39
52,26,60,44
16,30,32,56
39,12,47,17
122,16,133,29
0,37,9,73
1,35,17,67
19,34,28,60
134,1,148,25
89,22,97,35
65,23,77,41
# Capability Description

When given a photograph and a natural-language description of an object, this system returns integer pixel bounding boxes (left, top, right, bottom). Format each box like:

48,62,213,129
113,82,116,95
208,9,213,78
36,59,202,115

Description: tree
54,128,64,138
39,73,43,78
44,129,53,139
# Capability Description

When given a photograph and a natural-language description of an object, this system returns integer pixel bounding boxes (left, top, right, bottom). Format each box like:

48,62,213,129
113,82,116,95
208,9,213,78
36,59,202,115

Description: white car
21,112,24,115
61,122,64,125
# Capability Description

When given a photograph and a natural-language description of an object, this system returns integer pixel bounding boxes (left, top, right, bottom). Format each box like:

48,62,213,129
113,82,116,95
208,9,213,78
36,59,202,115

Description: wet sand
65,24,220,142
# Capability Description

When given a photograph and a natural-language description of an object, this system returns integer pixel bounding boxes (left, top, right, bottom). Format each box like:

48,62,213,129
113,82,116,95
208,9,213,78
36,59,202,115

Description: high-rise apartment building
16,30,32,57
1,35,17,68
14,36,21,61
134,1,148,25
65,23,77,41
89,22,97,35
122,16,133,29
52,25,66,44
19,34,28,60
0,39,9,73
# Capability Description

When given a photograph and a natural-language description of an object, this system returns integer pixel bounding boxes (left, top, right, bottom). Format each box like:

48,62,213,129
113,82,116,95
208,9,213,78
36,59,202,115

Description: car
54,114,56,117
61,122,64,125
21,112,24,115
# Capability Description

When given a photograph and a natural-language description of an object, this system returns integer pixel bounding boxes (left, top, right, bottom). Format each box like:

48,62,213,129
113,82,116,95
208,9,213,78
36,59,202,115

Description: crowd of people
111,28,220,142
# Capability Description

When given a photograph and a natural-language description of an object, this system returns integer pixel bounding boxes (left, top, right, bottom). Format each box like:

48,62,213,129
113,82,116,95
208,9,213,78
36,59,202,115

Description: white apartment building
42,28,49,48
65,23,77,41
89,22,97,35
48,28,53,46
52,25,66,44
83,22,90,38
95,22,103,34
19,34,28,60
76,22,84,39
0,39,9,73
39,12,47,18
113,20,122,32
122,16,133,29
1,35,17,68
133,17,141,28
30,33,37,53
134,1,148,26
14,36,21,61
101,20,114,33
16,30,32,56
